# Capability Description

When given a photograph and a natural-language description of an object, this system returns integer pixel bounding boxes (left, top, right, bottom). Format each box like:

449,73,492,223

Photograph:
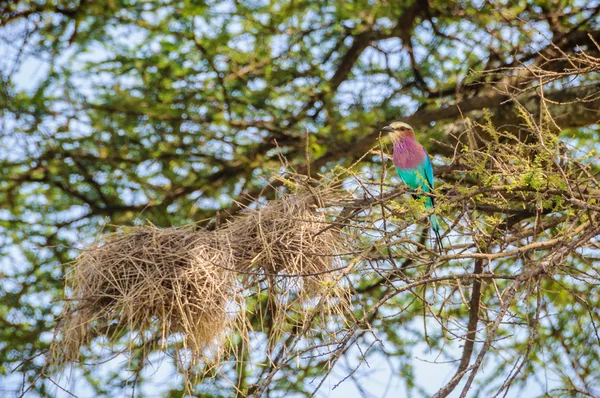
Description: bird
382,121,443,251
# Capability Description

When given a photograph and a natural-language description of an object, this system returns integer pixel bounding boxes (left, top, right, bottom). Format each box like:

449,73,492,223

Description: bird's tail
430,214,444,253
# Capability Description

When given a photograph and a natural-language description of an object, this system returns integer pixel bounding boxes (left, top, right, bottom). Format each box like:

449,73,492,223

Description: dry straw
222,184,350,340
52,182,350,372
226,190,343,282
53,227,240,368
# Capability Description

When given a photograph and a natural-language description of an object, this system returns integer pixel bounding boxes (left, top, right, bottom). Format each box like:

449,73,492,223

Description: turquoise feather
396,162,440,231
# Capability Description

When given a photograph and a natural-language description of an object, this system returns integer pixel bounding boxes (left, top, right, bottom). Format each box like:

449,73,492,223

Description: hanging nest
223,188,346,290
220,187,350,341
52,226,239,367
51,182,352,374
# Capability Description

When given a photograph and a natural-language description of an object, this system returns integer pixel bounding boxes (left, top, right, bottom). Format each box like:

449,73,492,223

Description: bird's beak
381,126,394,133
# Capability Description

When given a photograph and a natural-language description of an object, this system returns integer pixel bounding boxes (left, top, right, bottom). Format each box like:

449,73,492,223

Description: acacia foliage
1,0,599,396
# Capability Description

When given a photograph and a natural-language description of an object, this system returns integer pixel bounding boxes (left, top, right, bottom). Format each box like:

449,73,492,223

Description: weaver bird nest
52,188,348,369
226,191,343,285
54,227,238,367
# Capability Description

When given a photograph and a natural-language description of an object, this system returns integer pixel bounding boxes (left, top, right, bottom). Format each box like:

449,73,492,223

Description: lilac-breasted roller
382,122,443,251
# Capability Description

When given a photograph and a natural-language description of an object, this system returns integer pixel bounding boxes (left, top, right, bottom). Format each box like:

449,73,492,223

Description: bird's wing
417,149,435,207
421,149,434,191
395,167,417,189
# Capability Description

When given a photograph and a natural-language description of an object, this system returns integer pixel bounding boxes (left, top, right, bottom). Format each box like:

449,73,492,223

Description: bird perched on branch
382,122,443,251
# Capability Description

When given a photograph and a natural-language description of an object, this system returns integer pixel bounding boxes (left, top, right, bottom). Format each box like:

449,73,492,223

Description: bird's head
381,122,415,142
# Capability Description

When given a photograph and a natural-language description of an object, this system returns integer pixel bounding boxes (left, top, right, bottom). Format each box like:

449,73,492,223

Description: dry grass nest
221,188,349,340
224,189,346,290
52,188,349,369
53,226,239,366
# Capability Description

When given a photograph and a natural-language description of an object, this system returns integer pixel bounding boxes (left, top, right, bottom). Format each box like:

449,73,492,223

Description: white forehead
389,121,413,130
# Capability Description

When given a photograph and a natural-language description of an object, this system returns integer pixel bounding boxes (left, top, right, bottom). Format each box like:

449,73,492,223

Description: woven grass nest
53,188,347,368
226,191,343,284
54,227,238,366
